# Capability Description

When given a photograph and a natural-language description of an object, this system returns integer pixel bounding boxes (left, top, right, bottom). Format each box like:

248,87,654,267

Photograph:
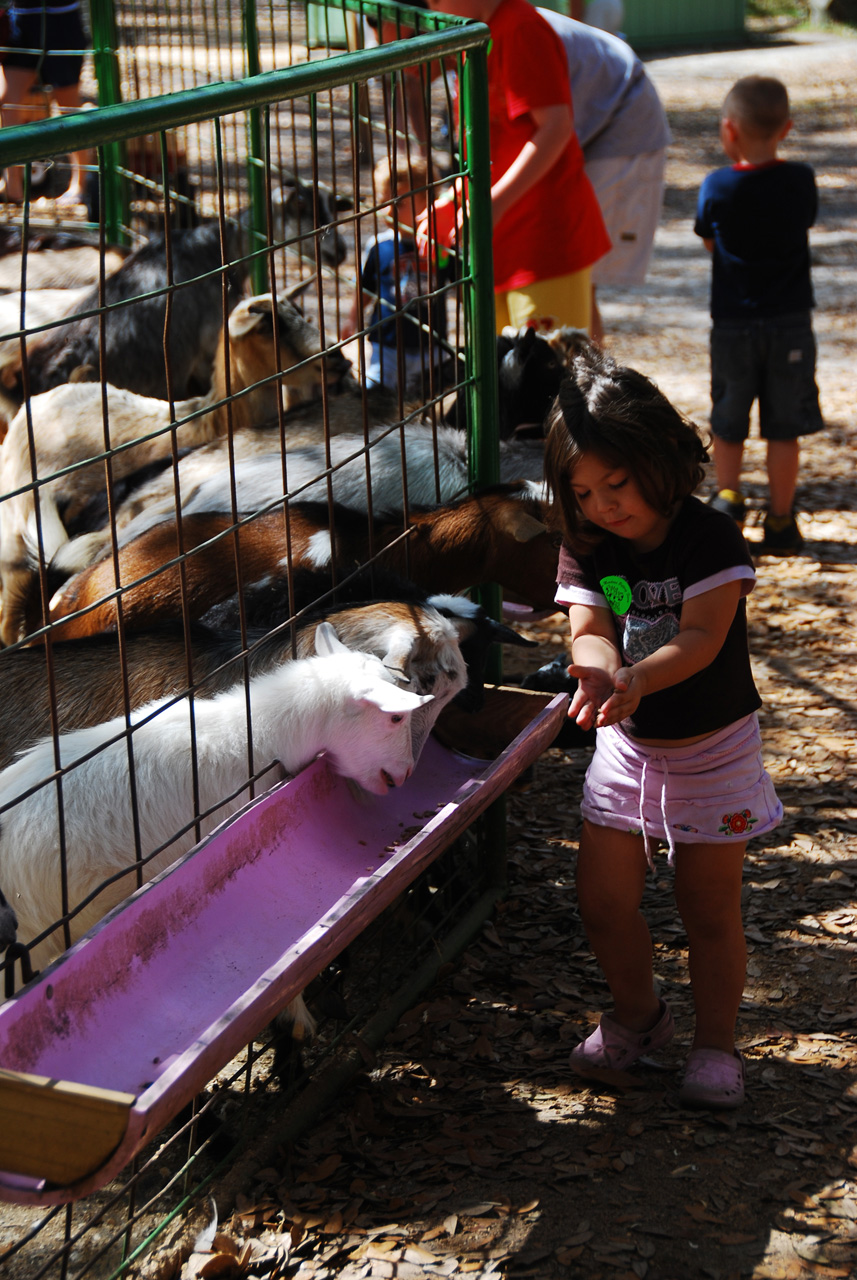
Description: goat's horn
283,274,318,302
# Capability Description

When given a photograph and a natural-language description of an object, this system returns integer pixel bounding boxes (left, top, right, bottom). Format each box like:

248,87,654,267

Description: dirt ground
174,26,857,1280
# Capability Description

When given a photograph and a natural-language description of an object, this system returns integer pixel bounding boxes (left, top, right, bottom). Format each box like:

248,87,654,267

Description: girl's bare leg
674,840,747,1054
575,819,661,1031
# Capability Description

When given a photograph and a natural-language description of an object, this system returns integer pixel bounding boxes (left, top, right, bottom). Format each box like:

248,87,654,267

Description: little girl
543,344,782,1109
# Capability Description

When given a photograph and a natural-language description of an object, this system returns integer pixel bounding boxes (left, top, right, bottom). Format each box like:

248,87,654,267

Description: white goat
0,292,345,646
0,622,433,990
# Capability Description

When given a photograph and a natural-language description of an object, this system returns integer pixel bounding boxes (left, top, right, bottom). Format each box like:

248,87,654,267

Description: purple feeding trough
0,687,567,1206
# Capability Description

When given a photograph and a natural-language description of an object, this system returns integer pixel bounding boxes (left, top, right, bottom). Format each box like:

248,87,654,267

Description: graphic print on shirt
603,573,683,665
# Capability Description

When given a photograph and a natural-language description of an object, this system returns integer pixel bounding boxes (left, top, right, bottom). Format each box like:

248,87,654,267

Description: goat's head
226,291,351,411
270,178,350,269
497,326,565,439
427,593,537,712
313,621,433,793
316,606,467,768
487,487,563,612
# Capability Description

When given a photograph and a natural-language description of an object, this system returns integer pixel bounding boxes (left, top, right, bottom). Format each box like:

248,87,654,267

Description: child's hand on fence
415,182,464,263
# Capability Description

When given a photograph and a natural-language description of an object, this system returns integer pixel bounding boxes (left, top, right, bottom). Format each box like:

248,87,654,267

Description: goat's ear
362,685,433,714
283,273,317,303
499,507,550,543
314,620,347,656
272,181,298,210
380,632,415,684
483,618,538,648
228,297,272,339
0,361,21,389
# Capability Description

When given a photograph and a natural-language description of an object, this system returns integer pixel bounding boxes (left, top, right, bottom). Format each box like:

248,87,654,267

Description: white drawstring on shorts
638,754,677,872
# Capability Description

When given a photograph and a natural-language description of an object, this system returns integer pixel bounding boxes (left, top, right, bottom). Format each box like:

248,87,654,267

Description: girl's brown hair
543,341,709,553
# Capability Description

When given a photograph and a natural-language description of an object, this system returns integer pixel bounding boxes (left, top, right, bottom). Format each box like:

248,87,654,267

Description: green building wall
622,0,746,48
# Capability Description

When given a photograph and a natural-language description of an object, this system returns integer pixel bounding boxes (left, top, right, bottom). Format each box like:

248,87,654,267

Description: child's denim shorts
581,714,783,866
710,311,824,442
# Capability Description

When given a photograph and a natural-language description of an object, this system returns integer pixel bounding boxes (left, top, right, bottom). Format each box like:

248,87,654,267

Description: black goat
241,176,350,270
4,221,249,402
443,326,567,439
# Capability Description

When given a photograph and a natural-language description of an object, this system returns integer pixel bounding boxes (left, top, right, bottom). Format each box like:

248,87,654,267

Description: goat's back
14,223,248,401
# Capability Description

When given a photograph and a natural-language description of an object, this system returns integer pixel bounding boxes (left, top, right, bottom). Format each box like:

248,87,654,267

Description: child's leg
709,322,755,516
766,437,800,518
576,819,661,1031
51,84,91,204
673,840,747,1054
711,436,745,495
0,67,43,202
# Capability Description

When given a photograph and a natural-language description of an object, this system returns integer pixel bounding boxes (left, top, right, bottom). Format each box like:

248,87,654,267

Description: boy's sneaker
760,512,804,555
708,489,746,525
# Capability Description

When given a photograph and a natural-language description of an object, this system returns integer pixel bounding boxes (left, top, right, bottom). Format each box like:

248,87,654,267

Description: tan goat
0,292,348,646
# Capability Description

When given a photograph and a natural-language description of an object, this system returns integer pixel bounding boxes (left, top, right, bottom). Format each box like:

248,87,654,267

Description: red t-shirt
485,0,611,292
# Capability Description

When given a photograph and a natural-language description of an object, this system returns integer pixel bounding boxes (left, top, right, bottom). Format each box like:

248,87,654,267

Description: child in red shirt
420,0,610,333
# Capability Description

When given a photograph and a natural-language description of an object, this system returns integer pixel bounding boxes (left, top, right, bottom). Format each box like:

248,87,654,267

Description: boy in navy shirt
695,75,823,554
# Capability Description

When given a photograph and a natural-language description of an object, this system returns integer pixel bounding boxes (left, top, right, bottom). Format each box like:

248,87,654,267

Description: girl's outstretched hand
595,665,644,726
566,664,644,729
566,663,615,730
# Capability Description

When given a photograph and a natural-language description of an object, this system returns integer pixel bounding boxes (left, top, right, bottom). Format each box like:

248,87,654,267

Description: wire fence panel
0,8,523,1277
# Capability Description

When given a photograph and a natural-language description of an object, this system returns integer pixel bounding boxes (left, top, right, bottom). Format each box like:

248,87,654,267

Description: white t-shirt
538,9,671,160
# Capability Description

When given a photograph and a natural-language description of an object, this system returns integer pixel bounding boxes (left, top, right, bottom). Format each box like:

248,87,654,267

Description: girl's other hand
566,663,615,730
595,666,644,726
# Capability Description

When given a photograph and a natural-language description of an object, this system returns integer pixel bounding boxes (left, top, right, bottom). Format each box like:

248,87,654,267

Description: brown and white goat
45,484,561,640
0,586,481,769
0,293,350,646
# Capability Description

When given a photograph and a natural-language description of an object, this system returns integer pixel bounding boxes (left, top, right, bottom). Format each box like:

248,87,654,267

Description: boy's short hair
373,154,429,201
723,75,790,138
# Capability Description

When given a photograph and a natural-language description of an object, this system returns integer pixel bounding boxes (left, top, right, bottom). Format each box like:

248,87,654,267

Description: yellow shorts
495,268,592,334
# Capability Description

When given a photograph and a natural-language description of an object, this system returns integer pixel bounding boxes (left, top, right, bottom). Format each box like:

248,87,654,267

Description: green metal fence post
243,0,269,295
459,32,507,889
459,35,498,493
88,0,129,243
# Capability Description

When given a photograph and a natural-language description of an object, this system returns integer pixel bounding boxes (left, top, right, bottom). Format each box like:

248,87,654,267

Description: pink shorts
581,714,783,865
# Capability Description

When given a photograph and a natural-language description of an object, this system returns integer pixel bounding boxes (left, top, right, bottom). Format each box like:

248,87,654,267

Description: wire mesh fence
0,6,534,1275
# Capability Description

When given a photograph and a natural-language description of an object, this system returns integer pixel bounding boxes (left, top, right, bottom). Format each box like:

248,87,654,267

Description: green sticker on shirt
600,575,632,615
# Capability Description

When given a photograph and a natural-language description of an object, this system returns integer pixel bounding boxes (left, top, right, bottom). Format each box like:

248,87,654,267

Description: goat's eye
390,713,404,724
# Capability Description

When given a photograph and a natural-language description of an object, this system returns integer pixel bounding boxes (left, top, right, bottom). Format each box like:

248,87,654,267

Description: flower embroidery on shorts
719,809,758,836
